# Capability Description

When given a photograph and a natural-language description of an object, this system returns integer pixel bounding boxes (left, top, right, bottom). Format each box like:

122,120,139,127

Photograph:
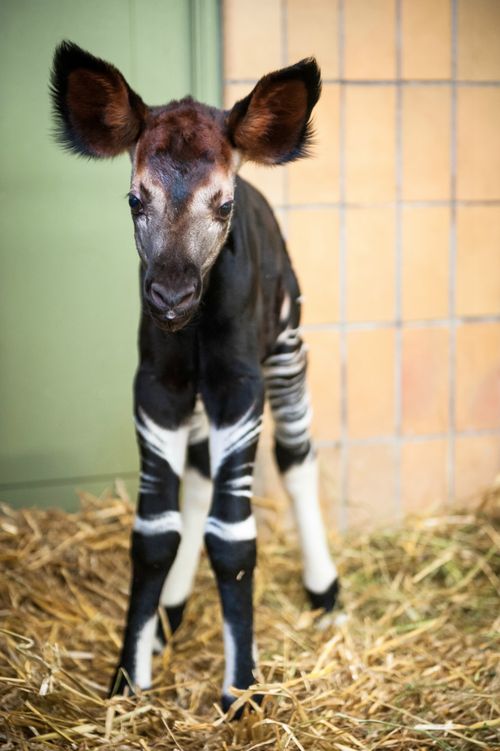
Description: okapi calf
50,41,339,712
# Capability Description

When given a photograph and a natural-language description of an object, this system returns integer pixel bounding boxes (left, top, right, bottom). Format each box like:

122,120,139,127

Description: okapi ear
50,40,146,158
226,58,321,166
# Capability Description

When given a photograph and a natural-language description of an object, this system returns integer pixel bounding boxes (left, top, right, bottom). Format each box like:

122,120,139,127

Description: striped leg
264,327,339,611
204,385,264,713
111,380,190,694
155,397,212,650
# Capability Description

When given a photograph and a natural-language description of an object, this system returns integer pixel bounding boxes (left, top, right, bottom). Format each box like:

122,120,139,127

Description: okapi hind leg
264,326,339,611
155,398,212,650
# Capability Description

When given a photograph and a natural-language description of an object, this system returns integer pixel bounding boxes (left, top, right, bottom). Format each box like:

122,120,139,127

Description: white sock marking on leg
222,620,237,696
283,454,337,594
134,613,157,689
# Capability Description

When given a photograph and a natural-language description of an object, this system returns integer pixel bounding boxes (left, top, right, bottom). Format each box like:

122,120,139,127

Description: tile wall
223,0,500,530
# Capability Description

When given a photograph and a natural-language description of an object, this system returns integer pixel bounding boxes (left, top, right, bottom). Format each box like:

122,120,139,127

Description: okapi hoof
153,602,187,652
306,577,340,612
108,666,136,698
222,691,264,719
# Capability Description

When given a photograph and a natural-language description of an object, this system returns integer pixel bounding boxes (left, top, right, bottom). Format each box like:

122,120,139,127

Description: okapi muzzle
50,40,339,717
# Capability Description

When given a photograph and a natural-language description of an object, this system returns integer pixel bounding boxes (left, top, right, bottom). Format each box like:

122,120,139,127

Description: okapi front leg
203,379,264,713
111,373,190,694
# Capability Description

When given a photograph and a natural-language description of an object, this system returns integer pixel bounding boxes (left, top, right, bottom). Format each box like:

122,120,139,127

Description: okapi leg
111,373,190,694
264,326,339,611
203,382,264,713
155,397,212,649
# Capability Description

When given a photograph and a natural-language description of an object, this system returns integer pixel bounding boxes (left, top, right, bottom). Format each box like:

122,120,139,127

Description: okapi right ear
226,58,321,166
50,41,146,158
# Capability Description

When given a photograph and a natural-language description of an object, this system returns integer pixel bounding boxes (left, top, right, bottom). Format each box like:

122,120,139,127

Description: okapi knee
131,527,181,573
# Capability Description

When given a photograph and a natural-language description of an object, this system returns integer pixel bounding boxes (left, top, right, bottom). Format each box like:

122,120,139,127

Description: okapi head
51,41,321,332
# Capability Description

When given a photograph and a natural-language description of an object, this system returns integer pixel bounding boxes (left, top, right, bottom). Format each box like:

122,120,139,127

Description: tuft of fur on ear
50,40,146,158
226,58,321,166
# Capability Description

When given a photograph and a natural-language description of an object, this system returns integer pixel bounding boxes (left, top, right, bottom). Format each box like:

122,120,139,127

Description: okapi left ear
50,40,147,158
226,58,321,166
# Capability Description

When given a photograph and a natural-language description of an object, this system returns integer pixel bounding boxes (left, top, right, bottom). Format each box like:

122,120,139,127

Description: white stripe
140,472,158,483
205,515,257,542
220,473,254,498
276,326,300,345
210,406,262,478
263,350,304,365
134,614,157,689
280,293,291,322
222,489,252,498
224,475,253,489
134,510,182,536
135,408,189,477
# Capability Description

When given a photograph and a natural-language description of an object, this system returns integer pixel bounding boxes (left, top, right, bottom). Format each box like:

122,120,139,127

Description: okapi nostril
176,286,196,307
150,282,169,309
149,282,197,312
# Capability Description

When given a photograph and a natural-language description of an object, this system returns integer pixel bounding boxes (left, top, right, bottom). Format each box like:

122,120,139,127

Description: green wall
0,0,221,508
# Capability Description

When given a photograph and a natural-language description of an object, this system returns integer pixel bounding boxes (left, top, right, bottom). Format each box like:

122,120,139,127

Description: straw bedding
0,485,498,750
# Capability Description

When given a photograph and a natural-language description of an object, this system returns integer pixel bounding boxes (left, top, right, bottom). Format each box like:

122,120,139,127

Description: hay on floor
0,484,499,750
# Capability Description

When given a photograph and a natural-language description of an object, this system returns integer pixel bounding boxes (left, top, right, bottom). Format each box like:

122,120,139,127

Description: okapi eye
217,201,233,220
128,194,143,214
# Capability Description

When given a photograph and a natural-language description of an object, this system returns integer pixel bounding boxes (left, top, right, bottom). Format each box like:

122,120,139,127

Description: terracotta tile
288,209,339,325
457,88,500,201
455,434,500,502
402,207,449,321
401,440,448,515
457,0,500,81
402,328,449,435
347,329,395,438
240,162,287,209
287,0,338,78
303,329,341,442
223,81,246,110
345,87,396,202
456,323,500,431
344,0,395,79
223,0,282,81
288,84,340,204
456,206,500,317
401,0,451,79
402,87,451,201
346,444,398,530
345,208,395,322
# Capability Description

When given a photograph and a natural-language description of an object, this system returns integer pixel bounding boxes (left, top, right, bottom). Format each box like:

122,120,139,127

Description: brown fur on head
50,41,321,330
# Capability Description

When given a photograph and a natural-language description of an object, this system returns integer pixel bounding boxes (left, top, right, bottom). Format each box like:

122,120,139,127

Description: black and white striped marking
265,326,339,606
